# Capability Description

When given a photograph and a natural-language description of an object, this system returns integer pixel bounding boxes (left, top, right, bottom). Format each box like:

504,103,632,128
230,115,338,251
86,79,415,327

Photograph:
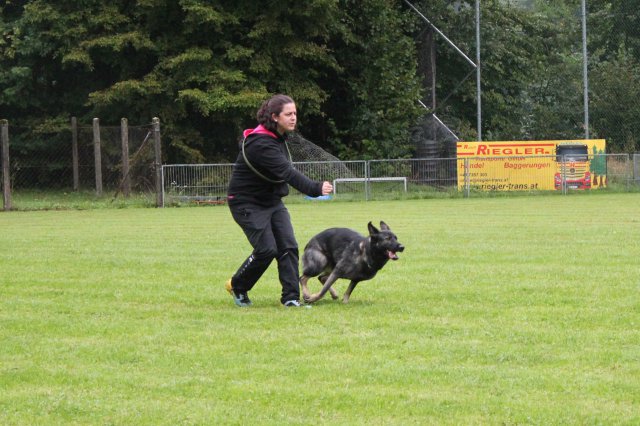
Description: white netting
286,133,356,180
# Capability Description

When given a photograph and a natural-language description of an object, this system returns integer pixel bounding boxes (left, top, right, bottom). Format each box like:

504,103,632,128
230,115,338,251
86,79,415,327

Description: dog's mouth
387,250,399,260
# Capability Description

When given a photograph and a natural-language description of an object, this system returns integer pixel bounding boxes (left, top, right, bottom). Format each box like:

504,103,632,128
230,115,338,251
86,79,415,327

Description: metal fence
0,118,157,193
0,118,163,210
162,164,234,205
161,153,639,206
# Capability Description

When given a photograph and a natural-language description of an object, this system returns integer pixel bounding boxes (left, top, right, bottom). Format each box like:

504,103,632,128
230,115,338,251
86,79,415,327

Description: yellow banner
456,140,607,191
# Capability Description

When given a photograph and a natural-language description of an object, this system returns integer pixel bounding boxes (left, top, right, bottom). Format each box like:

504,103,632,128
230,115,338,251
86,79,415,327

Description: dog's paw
304,294,319,304
329,288,339,300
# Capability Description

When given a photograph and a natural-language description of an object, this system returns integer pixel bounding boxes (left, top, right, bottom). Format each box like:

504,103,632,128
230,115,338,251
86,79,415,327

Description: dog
300,221,404,304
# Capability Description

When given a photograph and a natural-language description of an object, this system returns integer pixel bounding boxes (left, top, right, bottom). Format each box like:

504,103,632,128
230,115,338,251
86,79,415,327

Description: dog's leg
300,275,311,301
342,280,359,304
319,274,338,300
328,287,339,300
305,272,339,304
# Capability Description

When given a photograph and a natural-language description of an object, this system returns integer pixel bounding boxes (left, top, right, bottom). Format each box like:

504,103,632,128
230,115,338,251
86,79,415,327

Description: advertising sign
456,140,607,191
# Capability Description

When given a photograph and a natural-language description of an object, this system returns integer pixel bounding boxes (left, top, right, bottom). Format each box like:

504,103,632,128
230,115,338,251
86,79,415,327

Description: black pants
229,200,300,303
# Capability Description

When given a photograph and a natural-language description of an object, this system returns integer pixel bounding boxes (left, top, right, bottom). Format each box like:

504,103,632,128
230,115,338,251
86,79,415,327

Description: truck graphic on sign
554,143,591,190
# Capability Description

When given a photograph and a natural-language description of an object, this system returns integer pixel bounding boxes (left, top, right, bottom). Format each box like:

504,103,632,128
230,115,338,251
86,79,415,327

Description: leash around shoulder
300,221,405,304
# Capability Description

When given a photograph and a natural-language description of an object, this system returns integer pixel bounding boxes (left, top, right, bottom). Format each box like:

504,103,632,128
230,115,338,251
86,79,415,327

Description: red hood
243,124,277,139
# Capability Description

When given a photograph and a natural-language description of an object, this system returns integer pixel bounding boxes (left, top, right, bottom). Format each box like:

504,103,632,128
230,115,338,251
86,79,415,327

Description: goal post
332,177,408,197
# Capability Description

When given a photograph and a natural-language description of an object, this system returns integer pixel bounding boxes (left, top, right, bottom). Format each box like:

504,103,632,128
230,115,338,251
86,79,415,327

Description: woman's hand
321,181,333,195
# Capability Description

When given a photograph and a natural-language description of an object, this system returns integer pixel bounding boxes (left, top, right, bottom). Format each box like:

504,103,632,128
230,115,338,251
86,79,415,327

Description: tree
325,0,423,159
409,0,595,142
587,0,640,152
589,53,640,152
1,0,424,171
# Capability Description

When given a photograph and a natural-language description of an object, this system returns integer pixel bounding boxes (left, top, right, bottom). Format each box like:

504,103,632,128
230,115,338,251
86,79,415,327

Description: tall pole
581,0,590,139
476,0,482,141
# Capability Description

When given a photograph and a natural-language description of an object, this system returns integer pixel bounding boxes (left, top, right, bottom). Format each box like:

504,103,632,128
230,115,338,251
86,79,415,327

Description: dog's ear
379,221,390,231
367,221,379,235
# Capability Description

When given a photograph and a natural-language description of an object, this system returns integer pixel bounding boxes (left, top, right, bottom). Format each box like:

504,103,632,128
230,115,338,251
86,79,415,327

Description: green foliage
408,0,640,149
587,0,640,152
448,0,584,140
588,0,640,62
1,0,424,168
334,0,423,159
589,53,640,152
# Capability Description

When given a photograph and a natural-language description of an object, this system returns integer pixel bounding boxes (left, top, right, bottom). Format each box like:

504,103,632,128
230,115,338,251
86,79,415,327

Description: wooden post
152,117,163,207
71,117,79,191
93,118,103,196
1,120,12,211
120,118,131,197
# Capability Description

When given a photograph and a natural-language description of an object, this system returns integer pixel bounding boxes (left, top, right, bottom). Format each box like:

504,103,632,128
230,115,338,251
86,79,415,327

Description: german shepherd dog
300,221,404,304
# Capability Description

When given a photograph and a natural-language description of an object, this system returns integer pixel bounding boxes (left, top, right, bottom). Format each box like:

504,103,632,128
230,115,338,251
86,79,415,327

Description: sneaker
283,300,311,308
225,279,252,307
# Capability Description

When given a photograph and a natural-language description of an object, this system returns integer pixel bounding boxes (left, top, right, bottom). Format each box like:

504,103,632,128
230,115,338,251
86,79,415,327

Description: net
286,132,356,180
286,132,340,162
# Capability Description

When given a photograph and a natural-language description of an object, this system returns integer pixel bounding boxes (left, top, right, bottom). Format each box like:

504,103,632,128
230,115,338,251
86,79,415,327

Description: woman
225,94,333,307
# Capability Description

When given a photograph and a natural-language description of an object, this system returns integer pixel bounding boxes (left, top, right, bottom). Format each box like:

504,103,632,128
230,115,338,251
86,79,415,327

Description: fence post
71,117,79,191
120,118,131,198
464,158,470,198
365,161,371,201
92,118,103,196
1,119,12,211
152,117,163,207
560,154,569,195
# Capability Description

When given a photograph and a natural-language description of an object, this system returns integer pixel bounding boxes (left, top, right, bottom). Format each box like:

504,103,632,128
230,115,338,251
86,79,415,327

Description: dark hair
257,94,295,133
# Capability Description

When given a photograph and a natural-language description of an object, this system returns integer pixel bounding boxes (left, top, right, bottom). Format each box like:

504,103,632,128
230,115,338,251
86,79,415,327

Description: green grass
1,194,639,424
7,189,156,210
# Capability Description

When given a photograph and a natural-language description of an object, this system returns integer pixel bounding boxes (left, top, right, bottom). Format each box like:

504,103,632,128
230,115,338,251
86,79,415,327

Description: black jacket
227,131,323,206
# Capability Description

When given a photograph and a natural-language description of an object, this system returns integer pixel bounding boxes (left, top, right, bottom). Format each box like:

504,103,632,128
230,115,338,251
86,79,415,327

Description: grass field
1,193,639,425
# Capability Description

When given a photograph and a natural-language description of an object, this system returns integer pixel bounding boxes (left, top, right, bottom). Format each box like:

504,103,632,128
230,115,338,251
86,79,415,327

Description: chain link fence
158,153,638,207
0,119,156,192
74,120,156,197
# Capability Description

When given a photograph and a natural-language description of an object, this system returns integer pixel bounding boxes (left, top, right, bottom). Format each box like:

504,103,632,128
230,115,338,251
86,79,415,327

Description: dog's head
368,221,405,260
